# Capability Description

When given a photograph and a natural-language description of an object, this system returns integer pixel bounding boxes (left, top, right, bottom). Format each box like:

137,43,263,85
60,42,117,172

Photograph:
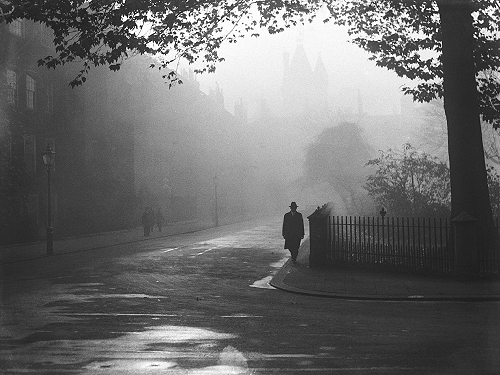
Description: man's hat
289,202,298,208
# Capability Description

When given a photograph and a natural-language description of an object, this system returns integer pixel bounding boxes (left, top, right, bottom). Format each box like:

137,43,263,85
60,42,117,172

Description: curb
0,222,212,265
270,240,500,302
269,261,500,302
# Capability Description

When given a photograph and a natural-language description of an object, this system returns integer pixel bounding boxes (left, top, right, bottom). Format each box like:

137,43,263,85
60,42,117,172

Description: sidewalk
0,220,211,265
270,239,500,301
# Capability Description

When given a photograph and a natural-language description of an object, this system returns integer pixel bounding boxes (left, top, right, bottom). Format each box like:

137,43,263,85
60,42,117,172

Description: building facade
1,19,64,244
1,20,252,245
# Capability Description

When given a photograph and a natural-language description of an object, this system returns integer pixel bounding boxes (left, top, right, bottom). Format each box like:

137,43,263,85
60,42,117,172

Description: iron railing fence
477,217,500,276
327,216,500,277
328,216,454,275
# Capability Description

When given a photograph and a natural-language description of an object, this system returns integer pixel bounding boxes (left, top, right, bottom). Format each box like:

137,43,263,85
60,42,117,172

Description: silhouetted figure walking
141,208,150,237
156,208,164,232
282,201,304,263
148,207,154,233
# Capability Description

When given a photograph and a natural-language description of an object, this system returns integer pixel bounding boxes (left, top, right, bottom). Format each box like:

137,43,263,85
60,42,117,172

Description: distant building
0,19,136,243
129,61,251,225
233,43,334,213
208,82,225,109
1,19,71,243
282,43,329,117
1,21,253,245
234,98,248,124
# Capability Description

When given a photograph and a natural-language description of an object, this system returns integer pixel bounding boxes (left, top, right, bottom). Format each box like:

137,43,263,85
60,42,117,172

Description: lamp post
41,143,55,255
213,174,218,227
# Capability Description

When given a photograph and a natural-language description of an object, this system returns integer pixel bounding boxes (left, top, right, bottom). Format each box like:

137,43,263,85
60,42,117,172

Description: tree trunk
437,0,494,228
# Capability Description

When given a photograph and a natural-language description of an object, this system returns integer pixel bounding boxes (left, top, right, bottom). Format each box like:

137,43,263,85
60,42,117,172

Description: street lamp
213,174,219,227
41,143,55,255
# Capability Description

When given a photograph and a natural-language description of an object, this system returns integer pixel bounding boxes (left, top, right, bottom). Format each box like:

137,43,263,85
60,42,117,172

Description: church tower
282,43,329,117
313,54,329,113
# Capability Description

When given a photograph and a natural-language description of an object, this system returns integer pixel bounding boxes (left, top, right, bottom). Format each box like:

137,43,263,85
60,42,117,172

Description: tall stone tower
282,43,329,117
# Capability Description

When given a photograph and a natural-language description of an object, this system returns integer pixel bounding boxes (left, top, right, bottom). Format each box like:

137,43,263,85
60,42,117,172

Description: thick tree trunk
437,0,494,227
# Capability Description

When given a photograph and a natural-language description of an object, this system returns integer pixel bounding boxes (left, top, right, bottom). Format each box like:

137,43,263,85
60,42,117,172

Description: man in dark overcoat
282,202,304,263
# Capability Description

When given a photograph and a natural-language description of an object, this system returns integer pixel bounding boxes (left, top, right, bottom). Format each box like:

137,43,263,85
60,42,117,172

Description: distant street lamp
41,144,55,256
213,174,219,227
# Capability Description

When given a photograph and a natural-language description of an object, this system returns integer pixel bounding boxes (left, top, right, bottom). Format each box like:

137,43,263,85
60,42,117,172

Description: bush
365,143,451,217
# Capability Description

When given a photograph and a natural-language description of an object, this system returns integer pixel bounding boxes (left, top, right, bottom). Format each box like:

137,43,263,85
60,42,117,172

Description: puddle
95,293,167,299
83,344,252,374
5,325,251,374
161,247,179,253
249,276,275,290
220,314,263,318
250,257,287,289
64,313,179,317
197,248,216,255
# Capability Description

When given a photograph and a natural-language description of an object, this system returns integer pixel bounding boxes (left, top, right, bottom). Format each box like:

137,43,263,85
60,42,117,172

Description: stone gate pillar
308,204,331,268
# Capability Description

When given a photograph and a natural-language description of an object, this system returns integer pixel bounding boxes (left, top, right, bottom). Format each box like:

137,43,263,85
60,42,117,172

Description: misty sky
192,20,412,119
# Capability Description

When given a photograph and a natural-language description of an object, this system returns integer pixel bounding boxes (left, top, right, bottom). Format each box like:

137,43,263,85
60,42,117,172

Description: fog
123,20,428,224
72,20,430,234
179,21,422,217
194,23,411,119
1,16,444,243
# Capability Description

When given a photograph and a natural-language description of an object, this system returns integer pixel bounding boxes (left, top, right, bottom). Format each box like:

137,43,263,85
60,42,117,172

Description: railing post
308,204,332,268
452,211,478,280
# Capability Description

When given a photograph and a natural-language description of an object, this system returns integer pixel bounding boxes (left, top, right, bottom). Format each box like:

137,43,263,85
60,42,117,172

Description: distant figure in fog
156,208,164,232
282,202,304,263
141,208,150,237
148,207,155,233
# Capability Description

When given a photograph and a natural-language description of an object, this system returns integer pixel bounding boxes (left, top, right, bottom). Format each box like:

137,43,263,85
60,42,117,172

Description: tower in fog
282,43,329,117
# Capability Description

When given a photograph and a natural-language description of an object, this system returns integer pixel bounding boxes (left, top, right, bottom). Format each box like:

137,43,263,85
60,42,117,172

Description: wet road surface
1,218,500,374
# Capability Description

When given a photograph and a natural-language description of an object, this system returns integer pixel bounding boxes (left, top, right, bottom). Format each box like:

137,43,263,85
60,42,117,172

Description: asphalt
1,220,500,302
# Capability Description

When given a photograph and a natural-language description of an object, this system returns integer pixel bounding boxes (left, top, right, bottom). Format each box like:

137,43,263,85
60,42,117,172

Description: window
23,135,36,173
26,75,35,110
6,70,17,106
8,19,23,36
